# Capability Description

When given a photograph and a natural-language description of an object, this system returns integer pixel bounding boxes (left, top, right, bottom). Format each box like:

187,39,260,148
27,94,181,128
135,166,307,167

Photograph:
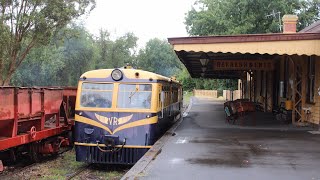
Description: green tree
109,33,138,68
177,67,196,91
185,0,320,36
0,0,95,85
11,25,98,86
95,29,112,69
11,45,65,86
59,25,97,86
298,0,320,29
137,38,182,77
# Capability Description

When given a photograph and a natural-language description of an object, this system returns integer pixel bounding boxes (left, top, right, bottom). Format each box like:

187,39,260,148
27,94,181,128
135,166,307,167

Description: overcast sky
83,0,196,48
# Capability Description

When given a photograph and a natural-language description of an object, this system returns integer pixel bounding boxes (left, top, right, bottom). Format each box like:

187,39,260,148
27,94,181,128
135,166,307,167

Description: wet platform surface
141,97,320,180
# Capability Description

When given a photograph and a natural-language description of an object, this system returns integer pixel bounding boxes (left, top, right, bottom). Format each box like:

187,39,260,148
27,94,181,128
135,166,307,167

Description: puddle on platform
186,150,251,168
186,141,274,168
247,144,269,155
189,138,241,146
169,158,185,164
175,137,190,144
187,157,250,168
308,131,320,134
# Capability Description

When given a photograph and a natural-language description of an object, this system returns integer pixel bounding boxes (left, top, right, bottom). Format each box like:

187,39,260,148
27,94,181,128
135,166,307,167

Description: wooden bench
224,99,256,125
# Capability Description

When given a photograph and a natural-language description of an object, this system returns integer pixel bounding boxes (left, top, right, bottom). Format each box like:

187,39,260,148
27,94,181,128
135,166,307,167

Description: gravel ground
0,149,129,180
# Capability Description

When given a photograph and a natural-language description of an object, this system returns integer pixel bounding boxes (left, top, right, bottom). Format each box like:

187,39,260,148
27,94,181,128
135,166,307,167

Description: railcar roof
80,68,180,84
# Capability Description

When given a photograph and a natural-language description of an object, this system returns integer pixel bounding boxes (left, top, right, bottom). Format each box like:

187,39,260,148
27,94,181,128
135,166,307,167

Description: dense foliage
136,38,182,77
3,0,320,92
185,0,320,36
10,24,236,91
10,26,184,87
176,68,238,91
0,0,95,85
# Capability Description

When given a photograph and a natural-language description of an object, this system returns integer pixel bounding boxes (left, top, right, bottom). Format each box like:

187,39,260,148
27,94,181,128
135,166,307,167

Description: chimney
282,15,298,33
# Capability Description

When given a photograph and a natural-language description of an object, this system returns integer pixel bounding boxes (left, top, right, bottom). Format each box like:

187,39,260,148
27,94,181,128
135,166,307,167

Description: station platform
136,97,320,180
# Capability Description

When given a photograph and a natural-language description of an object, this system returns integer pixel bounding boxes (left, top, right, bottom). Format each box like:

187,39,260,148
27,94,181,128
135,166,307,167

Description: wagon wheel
29,142,41,162
30,126,36,139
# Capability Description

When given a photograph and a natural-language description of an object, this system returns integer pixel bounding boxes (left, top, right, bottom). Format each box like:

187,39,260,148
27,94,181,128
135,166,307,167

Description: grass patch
43,149,85,179
62,149,84,169
1,149,85,180
73,164,129,180
92,170,124,180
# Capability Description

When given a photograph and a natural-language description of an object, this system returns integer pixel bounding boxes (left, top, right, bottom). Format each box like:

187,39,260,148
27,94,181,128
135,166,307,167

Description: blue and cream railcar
74,67,182,164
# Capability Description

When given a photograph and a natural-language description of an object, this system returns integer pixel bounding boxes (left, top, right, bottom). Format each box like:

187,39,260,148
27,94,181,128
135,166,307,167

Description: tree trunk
0,78,10,86
3,77,11,86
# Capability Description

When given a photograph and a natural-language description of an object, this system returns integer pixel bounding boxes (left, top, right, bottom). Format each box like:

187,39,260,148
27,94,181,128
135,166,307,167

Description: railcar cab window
117,84,152,109
80,83,113,108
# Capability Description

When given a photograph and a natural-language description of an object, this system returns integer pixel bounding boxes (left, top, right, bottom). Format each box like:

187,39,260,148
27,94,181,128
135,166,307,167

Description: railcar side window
80,83,113,108
117,84,152,109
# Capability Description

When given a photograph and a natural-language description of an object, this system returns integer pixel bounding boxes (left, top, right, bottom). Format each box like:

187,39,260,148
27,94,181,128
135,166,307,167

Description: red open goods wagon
0,86,77,170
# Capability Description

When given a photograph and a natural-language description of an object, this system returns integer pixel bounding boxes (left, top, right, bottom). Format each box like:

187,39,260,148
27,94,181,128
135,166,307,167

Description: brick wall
233,90,241,100
193,90,218,98
223,90,232,101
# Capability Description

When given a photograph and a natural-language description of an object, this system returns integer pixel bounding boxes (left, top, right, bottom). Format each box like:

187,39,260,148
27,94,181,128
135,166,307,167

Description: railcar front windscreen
117,84,152,109
80,83,113,108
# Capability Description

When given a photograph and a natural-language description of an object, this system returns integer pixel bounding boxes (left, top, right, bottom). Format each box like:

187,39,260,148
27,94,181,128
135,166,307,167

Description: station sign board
213,60,274,71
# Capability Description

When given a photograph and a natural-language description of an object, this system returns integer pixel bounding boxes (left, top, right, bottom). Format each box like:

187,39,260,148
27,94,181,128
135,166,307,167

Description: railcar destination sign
213,60,274,71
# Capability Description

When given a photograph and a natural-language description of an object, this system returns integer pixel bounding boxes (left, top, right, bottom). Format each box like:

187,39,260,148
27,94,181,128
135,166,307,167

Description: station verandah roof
168,33,320,79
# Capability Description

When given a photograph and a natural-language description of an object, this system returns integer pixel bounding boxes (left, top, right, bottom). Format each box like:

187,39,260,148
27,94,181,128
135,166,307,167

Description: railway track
66,163,92,180
66,163,132,180
0,146,73,175
1,148,128,180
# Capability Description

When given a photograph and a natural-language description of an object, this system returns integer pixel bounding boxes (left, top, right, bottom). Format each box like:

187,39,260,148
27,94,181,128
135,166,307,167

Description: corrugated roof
300,21,320,33
168,33,320,45
168,32,320,79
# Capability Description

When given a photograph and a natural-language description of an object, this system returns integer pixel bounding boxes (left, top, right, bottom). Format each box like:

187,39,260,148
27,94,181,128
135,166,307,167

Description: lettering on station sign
213,60,274,71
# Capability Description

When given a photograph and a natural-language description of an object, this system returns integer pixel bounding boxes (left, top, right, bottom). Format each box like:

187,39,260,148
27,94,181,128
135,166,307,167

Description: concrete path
140,97,320,180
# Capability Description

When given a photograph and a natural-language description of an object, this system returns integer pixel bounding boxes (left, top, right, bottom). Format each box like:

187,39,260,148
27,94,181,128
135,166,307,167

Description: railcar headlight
111,69,123,81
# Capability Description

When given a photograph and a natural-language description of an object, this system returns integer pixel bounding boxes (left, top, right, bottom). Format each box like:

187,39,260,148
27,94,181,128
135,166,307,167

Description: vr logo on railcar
95,113,133,125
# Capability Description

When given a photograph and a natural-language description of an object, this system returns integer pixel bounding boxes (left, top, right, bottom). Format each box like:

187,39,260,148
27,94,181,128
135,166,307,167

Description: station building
168,15,320,127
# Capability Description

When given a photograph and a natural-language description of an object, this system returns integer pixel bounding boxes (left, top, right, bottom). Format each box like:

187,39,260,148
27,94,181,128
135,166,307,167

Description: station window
306,56,315,103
